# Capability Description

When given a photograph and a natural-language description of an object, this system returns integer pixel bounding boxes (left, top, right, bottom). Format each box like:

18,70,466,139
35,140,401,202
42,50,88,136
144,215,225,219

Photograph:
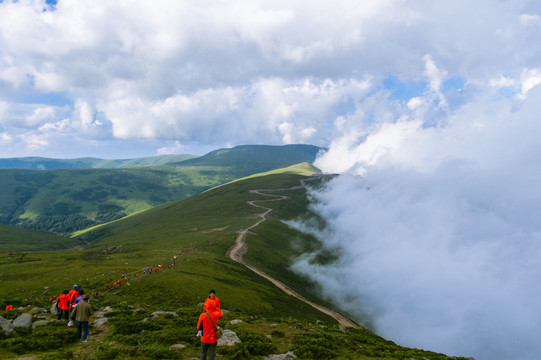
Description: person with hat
69,294,92,341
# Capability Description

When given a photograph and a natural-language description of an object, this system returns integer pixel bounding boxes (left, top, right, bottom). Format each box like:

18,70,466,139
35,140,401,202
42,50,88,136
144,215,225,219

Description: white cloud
292,83,541,360
26,105,57,126
38,118,70,132
157,140,185,155
20,132,50,151
519,68,541,98
0,131,12,143
488,75,515,88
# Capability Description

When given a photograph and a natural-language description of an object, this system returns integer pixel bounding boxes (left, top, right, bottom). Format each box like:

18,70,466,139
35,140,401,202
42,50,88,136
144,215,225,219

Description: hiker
75,289,86,305
204,289,221,312
70,294,92,342
197,294,224,360
68,285,79,307
56,290,71,320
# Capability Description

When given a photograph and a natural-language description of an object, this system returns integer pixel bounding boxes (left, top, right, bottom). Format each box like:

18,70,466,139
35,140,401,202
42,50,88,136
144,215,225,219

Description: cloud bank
289,59,541,360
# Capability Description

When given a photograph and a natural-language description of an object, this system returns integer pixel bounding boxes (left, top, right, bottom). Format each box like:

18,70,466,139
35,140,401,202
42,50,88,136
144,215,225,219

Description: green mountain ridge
0,144,322,234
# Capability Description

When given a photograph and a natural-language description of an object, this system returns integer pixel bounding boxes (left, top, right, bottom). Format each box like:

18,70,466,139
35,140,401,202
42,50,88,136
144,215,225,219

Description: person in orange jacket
203,289,221,312
55,290,71,320
197,295,223,360
68,285,79,307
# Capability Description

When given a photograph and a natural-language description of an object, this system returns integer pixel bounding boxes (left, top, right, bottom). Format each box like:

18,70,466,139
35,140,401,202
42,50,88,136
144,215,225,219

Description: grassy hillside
0,145,323,234
0,225,81,252
0,166,232,234
0,168,470,359
177,144,322,177
0,154,197,170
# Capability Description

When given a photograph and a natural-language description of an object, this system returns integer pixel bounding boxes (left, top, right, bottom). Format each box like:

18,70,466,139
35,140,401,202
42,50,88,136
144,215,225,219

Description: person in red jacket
197,297,223,360
55,290,71,320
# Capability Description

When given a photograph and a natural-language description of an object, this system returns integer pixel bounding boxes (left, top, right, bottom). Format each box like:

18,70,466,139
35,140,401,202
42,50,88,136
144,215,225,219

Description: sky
1,0,538,159
2,1,541,359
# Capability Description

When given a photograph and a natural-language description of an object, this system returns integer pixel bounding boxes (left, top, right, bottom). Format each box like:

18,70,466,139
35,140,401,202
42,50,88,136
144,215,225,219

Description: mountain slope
0,165,230,234
0,145,323,234
0,224,80,252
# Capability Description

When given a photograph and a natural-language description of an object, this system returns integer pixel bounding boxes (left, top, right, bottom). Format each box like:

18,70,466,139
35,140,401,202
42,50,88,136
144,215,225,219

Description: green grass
0,224,81,252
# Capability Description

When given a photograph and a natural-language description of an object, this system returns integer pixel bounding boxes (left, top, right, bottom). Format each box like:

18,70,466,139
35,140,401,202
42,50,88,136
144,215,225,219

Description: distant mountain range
0,154,197,170
0,144,323,234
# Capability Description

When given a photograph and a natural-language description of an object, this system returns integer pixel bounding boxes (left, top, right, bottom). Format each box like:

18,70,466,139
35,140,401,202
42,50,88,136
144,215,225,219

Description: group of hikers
100,249,193,293
51,285,223,358
55,284,92,342
4,248,223,357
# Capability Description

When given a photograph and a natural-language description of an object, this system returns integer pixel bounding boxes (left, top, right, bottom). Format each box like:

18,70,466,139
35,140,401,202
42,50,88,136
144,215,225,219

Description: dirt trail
226,180,357,328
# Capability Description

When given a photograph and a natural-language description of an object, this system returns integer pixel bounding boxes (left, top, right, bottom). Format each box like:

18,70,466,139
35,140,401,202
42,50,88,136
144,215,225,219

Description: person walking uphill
55,290,71,320
68,285,79,307
70,295,92,341
197,297,223,360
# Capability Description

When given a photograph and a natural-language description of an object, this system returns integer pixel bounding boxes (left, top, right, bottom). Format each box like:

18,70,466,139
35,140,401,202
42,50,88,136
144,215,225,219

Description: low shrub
91,345,121,360
270,329,285,337
0,321,78,355
219,328,276,358
0,309,23,320
41,349,75,360
292,332,338,359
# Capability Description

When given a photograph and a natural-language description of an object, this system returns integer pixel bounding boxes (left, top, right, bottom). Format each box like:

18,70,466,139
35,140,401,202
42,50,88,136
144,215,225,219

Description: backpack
205,311,223,339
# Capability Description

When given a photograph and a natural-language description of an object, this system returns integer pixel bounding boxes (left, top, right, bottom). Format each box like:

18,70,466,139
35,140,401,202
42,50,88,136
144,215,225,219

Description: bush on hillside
218,328,276,358
41,349,75,360
292,332,338,359
0,309,23,320
0,322,77,354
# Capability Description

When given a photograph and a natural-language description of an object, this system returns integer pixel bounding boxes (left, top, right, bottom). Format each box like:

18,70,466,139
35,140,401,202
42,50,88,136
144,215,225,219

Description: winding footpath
226,180,358,328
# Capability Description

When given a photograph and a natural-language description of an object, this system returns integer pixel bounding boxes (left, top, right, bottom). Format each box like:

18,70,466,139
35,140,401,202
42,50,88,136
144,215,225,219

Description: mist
289,86,541,359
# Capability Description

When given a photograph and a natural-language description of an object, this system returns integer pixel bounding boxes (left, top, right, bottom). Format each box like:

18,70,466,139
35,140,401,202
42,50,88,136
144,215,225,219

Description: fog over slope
290,80,541,360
